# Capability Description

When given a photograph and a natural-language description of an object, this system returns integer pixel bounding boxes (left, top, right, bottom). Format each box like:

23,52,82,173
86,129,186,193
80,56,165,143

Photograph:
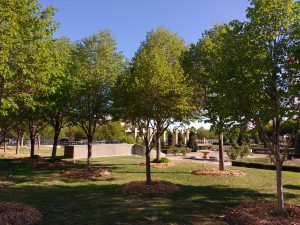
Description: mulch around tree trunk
0,181,14,188
16,156,74,169
123,180,180,194
225,200,300,225
138,162,175,169
60,168,112,181
191,168,246,177
0,202,42,225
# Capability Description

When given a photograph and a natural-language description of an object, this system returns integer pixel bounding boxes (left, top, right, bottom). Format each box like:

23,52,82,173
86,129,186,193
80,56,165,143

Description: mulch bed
138,162,175,169
0,202,42,225
0,182,14,188
225,200,300,225
191,168,246,177
123,180,180,194
16,157,74,169
61,168,112,180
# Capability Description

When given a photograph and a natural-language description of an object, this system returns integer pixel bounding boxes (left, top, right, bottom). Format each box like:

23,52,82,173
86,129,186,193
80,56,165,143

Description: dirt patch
225,200,300,225
138,162,175,169
0,202,42,225
191,168,245,177
124,180,180,194
285,158,300,166
0,182,14,188
61,168,112,180
35,160,74,169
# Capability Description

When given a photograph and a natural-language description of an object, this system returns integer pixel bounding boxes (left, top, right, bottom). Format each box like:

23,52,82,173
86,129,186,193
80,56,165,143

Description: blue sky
39,0,250,129
40,0,250,59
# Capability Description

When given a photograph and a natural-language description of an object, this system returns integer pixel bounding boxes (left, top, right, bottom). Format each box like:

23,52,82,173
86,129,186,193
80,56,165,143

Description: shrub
226,145,250,160
168,147,192,156
152,157,170,163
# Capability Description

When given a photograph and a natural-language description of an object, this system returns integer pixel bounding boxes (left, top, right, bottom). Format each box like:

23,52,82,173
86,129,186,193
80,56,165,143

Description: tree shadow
0,182,276,225
283,184,300,190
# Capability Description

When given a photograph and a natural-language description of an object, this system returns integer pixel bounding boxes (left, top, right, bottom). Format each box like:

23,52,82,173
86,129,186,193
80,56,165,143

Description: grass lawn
1,150,300,225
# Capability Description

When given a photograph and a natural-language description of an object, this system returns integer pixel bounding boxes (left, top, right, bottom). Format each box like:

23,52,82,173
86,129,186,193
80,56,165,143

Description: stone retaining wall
64,144,165,159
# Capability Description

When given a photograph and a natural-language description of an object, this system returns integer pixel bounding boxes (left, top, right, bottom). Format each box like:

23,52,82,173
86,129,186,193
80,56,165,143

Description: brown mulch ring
123,180,180,194
15,156,74,169
0,202,42,225
191,168,246,177
60,168,112,181
0,181,14,188
138,162,175,169
225,200,300,225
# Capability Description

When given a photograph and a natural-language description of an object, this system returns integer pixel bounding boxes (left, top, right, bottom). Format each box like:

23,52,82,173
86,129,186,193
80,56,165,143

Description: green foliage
152,157,170,163
187,131,198,152
226,145,250,160
168,147,192,155
0,0,58,115
196,127,216,139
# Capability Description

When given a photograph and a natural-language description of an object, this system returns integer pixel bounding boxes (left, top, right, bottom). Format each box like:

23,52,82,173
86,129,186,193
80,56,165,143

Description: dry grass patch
61,168,112,180
124,180,180,194
225,200,300,225
0,202,42,225
191,168,246,177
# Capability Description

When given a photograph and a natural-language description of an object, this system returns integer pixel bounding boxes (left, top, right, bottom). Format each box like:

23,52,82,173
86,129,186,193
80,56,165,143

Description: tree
42,37,74,158
187,131,198,152
0,0,57,116
182,24,235,171
204,0,300,212
71,31,124,170
114,27,193,184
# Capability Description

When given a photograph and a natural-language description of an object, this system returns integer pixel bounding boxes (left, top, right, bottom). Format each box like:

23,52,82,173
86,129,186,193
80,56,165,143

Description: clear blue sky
40,0,250,60
39,0,250,129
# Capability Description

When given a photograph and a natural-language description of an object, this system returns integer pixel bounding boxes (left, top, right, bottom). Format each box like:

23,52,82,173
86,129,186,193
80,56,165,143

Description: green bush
226,145,250,160
168,147,192,156
152,157,170,163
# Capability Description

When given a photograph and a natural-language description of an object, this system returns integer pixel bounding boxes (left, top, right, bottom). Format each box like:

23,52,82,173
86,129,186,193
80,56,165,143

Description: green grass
0,154,300,225
238,156,300,167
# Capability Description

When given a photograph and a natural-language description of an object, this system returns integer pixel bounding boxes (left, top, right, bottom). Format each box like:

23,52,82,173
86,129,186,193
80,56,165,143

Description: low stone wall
64,144,165,159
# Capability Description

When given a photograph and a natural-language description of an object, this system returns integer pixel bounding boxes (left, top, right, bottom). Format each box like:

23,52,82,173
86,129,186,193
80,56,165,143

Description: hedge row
232,160,300,172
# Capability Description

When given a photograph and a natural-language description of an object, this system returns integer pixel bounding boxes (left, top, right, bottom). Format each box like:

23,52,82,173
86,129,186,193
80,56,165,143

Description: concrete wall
64,144,165,159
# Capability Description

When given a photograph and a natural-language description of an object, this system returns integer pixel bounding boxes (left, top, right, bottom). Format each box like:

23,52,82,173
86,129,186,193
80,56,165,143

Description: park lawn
0,155,300,225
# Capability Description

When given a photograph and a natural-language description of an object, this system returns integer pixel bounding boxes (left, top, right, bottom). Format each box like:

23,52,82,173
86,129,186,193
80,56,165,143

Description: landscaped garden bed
123,180,180,194
191,168,246,177
61,168,112,180
0,202,42,225
0,181,14,188
225,200,300,225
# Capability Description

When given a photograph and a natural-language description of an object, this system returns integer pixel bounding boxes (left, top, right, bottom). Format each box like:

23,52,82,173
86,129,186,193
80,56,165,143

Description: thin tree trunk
3,139,6,152
276,162,284,211
219,132,225,171
156,134,161,162
16,133,20,155
30,135,35,158
37,134,40,149
52,124,61,158
87,135,93,170
145,145,152,185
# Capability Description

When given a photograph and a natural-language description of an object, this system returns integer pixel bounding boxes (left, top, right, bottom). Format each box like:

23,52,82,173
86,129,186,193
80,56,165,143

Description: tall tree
71,31,124,170
42,37,74,158
114,27,193,184
182,24,235,171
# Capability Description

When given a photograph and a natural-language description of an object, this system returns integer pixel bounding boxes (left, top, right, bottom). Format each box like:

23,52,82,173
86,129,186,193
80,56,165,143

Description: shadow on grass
283,184,300,190
0,181,275,225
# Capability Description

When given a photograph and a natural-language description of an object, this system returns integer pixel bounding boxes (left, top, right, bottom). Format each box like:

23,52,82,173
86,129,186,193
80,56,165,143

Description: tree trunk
276,162,284,211
3,139,6,152
156,134,161,162
37,134,40,149
145,145,152,185
87,135,93,170
218,132,225,171
30,135,35,158
52,124,61,158
16,133,20,155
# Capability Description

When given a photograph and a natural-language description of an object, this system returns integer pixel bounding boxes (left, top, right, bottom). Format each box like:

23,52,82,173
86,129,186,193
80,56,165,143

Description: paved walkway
166,151,267,166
